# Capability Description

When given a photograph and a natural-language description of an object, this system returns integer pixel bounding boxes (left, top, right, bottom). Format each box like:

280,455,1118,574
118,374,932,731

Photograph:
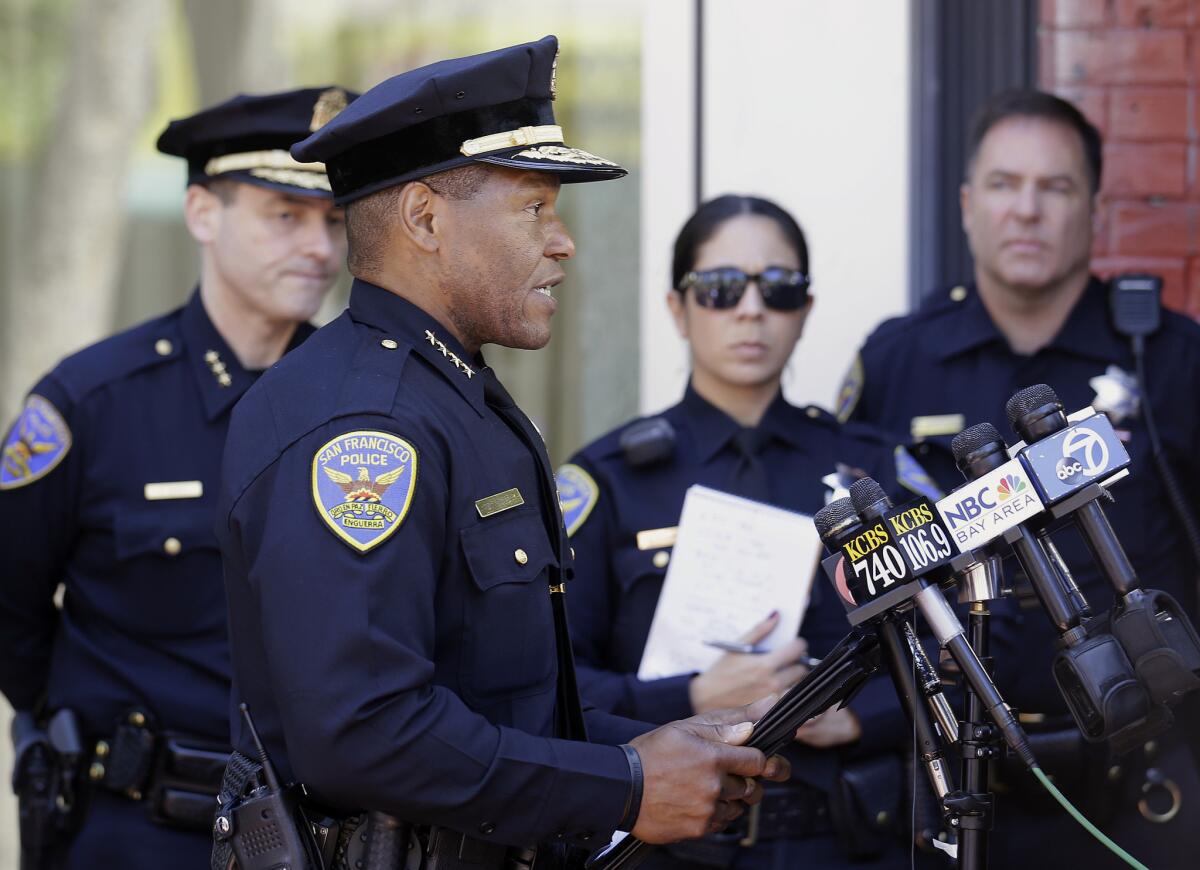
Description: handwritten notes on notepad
637,485,821,681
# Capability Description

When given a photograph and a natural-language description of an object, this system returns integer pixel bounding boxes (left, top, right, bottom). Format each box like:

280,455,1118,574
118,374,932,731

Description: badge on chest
311,430,418,553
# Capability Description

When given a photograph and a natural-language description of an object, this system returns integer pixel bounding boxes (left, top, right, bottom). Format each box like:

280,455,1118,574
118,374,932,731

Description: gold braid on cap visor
459,125,564,156
203,149,331,191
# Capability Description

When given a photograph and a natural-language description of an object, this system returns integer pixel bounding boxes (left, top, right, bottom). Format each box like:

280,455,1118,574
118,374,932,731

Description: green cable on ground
1030,765,1149,870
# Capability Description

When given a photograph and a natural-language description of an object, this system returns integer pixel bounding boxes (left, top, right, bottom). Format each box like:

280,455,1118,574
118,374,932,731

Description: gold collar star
204,349,233,387
423,330,474,378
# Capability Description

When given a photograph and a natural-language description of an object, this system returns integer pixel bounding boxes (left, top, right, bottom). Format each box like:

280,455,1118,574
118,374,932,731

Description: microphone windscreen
814,497,858,540
951,422,1005,464
848,477,888,514
1005,384,1061,428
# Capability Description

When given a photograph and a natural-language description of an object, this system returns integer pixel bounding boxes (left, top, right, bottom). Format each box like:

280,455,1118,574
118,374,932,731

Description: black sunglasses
678,266,812,311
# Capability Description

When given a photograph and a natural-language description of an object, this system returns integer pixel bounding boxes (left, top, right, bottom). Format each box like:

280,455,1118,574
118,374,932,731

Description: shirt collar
181,288,290,422
932,285,1007,361
680,382,809,463
347,279,487,416
1043,275,1130,363
934,276,1128,365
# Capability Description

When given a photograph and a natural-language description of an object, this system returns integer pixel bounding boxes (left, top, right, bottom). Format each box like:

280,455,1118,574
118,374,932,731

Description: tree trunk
2,0,166,416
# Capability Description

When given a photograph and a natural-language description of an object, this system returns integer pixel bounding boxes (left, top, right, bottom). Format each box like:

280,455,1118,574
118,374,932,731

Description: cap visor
475,144,626,182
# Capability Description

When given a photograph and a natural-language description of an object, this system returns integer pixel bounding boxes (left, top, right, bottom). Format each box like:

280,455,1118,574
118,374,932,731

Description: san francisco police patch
311,430,418,553
1,394,72,490
556,463,598,537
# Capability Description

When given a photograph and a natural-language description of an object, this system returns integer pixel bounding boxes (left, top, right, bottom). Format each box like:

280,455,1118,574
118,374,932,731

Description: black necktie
728,427,771,502
480,366,588,742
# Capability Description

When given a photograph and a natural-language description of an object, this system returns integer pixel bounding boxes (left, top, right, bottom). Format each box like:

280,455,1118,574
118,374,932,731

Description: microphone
950,423,1156,745
839,482,1036,769
1007,384,1200,708
813,499,957,796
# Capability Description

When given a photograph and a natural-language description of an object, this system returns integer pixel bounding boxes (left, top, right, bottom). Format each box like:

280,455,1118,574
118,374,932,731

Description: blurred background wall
3,1,1200,866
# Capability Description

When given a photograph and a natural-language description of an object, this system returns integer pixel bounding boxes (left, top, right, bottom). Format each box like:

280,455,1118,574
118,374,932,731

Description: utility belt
993,713,1186,826
85,708,228,832
213,751,581,870
662,781,833,867
663,754,904,868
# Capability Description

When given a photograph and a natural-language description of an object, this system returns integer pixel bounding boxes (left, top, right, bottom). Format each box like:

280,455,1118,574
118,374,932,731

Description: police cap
291,35,627,204
156,86,359,198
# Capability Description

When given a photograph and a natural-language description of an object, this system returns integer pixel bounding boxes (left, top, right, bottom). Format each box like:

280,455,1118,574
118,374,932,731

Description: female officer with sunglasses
557,195,925,869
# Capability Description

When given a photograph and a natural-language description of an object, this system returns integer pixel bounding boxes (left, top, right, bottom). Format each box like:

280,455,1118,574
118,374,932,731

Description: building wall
639,0,913,416
1043,0,1200,318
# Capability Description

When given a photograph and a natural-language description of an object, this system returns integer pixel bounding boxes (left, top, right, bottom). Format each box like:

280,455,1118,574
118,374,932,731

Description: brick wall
1041,0,1200,318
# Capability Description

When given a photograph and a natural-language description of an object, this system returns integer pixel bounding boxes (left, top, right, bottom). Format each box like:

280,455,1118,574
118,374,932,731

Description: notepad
637,485,821,680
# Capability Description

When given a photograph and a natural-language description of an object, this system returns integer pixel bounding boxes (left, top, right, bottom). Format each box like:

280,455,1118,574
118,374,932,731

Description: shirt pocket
114,501,219,561
109,502,223,635
459,508,558,702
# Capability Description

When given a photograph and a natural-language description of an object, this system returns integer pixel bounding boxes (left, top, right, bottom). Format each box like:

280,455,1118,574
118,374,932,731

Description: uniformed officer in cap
213,36,788,870
0,85,356,868
839,88,1200,868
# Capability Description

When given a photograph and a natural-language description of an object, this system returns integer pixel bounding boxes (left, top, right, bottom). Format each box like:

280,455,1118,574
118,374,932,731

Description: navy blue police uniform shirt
0,290,309,739
843,277,1200,714
218,279,640,847
558,384,929,771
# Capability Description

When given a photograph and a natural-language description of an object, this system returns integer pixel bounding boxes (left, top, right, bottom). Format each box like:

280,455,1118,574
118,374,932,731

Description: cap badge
550,48,559,100
310,88,350,132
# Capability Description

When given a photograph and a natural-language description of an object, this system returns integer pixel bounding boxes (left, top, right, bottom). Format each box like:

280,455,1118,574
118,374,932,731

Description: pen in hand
703,639,821,667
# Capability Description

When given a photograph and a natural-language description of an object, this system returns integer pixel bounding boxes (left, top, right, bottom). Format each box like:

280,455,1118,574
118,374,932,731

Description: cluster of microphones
814,383,1200,757
592,383,1200,870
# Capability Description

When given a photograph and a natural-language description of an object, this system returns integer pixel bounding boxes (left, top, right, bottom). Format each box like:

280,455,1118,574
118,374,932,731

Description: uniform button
514,548,528,565
94,740,109,758
479,822,496,835
89,762,105,781
381,339,398,349
806,406,820,419
949,285,968,302
154,339,173,356
580,831,594,841
129,711,146,727
163,537,182,556
652,551,670,569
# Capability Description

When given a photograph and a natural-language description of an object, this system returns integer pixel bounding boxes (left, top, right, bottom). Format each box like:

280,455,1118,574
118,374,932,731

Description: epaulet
226,317,409,506
798,404,838,426
860,284,970,356
50,309,183,404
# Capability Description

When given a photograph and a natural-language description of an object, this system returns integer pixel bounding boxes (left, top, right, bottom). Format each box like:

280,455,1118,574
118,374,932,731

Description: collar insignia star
204,349,232,388
423,330,474,378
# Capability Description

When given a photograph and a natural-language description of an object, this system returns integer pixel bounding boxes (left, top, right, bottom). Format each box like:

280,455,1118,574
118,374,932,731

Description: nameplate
475,487,524,518
910,414,965,439
144,480,203,501
636,526,678,551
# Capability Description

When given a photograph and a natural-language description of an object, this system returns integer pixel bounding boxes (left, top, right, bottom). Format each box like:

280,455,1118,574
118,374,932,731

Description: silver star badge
1089,365,1140,424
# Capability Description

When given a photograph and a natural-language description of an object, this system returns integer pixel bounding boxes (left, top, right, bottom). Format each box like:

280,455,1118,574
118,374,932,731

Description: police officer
840,88,1200,868
0,86,355,868
0,90,355,868
559,194,936,868
212,37,789,870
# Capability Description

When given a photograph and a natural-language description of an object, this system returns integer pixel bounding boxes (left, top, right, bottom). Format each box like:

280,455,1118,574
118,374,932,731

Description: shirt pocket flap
460,508,558,591
115,502,218,560
612,544,668,592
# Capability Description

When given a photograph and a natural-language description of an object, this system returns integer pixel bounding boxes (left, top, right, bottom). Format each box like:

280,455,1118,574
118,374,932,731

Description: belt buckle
738,801,761,848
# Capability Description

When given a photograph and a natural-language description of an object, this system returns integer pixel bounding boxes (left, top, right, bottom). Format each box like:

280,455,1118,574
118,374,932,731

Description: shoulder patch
556,463,599,537
894,444,943,501
1,395,72,490
835,354,864,423
311,430,418,553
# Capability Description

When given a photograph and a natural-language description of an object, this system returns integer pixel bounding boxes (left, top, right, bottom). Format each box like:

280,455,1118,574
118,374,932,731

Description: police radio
224,704,325,870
